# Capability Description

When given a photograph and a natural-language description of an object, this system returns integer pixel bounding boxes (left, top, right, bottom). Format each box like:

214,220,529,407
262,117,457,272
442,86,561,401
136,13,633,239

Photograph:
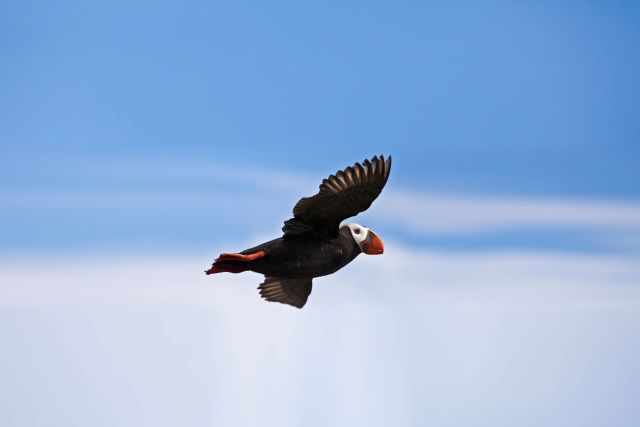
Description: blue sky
2,2,640,427
2,1,640,255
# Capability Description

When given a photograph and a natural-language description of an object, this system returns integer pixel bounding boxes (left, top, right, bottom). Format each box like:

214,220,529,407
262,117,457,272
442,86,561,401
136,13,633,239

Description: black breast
249,230,361,278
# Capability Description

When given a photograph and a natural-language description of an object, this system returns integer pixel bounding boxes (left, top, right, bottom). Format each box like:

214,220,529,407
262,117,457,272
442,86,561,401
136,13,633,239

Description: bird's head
343,223,384,255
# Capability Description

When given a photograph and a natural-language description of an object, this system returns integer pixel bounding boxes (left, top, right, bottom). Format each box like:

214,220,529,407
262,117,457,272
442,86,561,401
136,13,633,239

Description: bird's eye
354,228,361,235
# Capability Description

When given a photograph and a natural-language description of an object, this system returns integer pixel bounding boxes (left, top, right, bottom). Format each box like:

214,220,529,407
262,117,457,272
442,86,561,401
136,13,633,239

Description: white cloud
1,244,639,427
1,242,638,308
4,159,640,236
374,189,640,233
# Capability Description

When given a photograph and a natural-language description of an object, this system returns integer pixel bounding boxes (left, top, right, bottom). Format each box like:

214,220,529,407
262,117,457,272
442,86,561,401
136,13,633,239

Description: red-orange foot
205,250,266,275
216,251,265,262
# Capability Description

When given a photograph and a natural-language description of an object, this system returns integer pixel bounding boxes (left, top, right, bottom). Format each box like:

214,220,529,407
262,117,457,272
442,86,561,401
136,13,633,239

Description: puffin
206,154,392,309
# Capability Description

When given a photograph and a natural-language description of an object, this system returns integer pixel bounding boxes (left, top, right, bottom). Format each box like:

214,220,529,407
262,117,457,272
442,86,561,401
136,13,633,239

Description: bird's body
206,155,391,308
237,227,361,279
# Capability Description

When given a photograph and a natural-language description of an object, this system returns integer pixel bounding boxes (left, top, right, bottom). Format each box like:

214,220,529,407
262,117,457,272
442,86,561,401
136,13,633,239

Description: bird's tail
205,251,266,275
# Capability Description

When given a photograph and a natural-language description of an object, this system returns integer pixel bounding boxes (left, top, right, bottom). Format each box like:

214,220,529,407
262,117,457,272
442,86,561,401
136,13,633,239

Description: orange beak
362,230,384,255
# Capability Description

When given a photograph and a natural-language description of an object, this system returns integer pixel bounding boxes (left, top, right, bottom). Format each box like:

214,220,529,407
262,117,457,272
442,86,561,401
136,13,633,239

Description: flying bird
206,154,392,309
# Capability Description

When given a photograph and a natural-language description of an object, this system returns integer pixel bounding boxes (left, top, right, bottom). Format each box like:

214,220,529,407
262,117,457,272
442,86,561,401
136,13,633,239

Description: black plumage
283,154,392,237
206,155,392,309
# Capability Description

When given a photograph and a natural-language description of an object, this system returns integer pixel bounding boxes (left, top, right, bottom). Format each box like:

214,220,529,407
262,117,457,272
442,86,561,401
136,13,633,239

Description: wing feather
258,277,313,309
283,155,392,237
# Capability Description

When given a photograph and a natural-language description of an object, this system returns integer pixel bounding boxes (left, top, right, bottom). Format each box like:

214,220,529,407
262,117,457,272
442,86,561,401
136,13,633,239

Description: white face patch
345,223,370,249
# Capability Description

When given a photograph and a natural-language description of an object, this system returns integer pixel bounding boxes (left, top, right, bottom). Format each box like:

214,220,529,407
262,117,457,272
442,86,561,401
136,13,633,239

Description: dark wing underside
283,154,392,237
258,277,313,309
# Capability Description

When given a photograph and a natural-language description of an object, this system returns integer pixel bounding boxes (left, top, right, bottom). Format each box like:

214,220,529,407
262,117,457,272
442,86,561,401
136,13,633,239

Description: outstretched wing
258,277,313,309
283,154,392,237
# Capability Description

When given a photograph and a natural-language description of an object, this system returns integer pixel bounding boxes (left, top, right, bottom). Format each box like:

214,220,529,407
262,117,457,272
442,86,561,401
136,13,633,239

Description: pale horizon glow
2,241,639,426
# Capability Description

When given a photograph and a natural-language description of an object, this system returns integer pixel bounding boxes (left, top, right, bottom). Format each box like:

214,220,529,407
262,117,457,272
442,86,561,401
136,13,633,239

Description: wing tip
318,153,393,192
363,153,392,181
